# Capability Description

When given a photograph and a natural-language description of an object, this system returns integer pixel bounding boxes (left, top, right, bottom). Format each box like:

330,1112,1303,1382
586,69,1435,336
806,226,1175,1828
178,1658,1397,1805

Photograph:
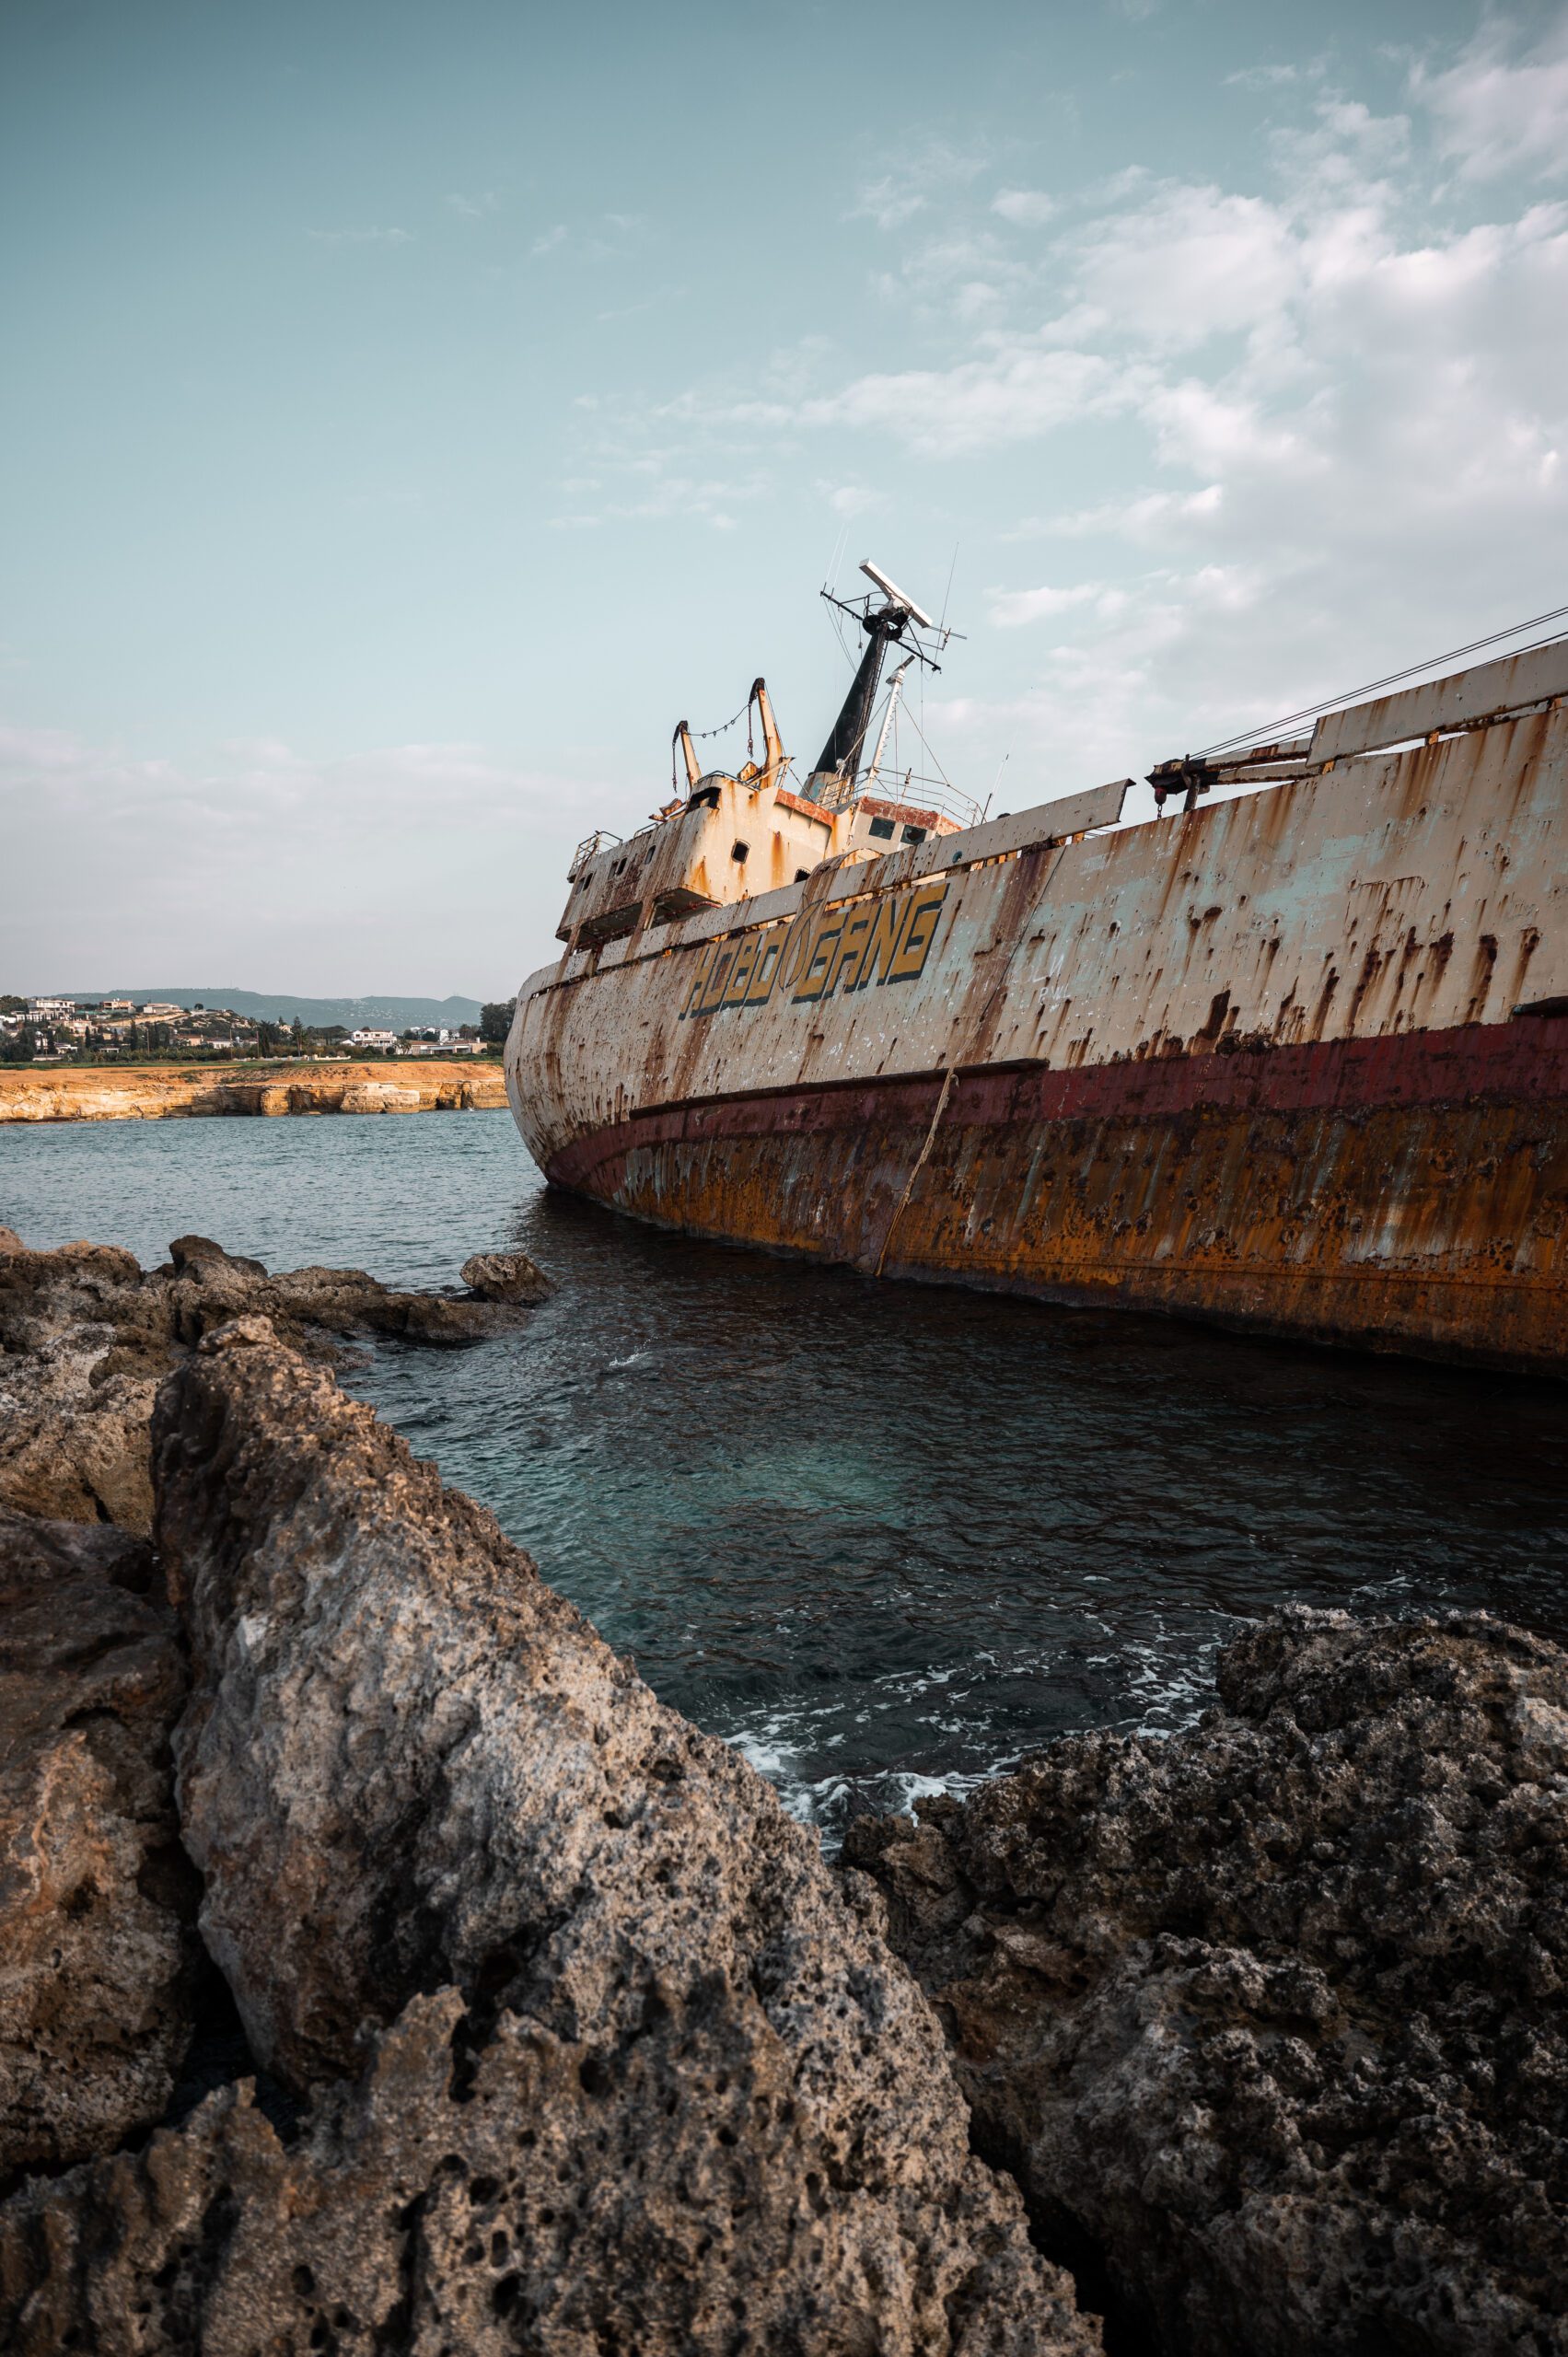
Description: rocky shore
0,1228,547,1534
0,1059,507,1122
846,1616,1568,2354
0,1225,1562,2353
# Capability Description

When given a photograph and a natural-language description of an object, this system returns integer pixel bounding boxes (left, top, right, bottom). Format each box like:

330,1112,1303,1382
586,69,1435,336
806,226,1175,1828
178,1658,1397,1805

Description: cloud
856,178,926,231
0,727,596,995
1065,181,1301,347
850,141,990,235
528,214,650,262
307,226,412,247
992,190,1058,226
550,447,767,529
800,343,1132,457
521,37,1568,815
1050,483,1225,540
794,73,1566,794
0,726,559,830
822,482,884,517
989,581,1116,626
1415,14,1568,182
1225,63,1305,90
446,191,501,219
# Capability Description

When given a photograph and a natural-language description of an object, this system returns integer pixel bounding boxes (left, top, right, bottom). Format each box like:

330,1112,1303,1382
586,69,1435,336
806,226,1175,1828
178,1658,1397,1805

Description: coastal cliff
0,1059,506,1122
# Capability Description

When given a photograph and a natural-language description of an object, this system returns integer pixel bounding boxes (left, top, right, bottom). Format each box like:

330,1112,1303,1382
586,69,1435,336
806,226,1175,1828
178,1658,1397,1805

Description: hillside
54,990,486,1029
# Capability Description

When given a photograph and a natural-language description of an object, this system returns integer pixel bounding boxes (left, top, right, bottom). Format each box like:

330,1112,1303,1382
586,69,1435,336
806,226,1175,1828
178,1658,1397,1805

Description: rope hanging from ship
670,695,760,799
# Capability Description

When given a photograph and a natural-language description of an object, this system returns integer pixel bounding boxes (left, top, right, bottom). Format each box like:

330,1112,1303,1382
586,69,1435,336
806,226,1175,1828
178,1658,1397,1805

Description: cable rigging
1198,602,1568,760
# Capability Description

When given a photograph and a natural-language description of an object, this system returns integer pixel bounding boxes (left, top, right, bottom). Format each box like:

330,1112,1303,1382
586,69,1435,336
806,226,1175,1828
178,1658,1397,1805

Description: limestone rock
846,1608,1568,2357
459,1248,552,1305
0,1062,507,1123
338,1081,423,1114
122,1319,1099,2354
0,1242,175,1528
168,1234,266,1280
0,1507,193,2186
396,1292,505,1344
0,1237,535,1529
0,1972,1097,2356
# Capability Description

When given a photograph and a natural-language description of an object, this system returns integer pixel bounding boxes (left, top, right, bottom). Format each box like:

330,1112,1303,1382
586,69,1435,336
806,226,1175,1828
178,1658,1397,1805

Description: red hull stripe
545,1013,1568,1190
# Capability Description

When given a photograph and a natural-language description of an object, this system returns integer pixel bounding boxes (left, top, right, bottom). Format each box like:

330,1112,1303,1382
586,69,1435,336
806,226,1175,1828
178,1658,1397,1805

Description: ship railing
568,828,622,881
852,772,986,831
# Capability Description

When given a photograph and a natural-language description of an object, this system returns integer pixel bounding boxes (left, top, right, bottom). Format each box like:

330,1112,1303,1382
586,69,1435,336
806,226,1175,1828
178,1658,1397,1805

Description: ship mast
808,561,947,807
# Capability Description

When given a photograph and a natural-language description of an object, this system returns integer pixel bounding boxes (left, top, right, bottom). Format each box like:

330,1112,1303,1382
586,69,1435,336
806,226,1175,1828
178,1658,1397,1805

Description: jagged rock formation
0,1318,1098,2355
0,1508,193,2188
0,1232,538,1532
845,1608,1568,2357
459,1248,552,1304
0,1240,172,1529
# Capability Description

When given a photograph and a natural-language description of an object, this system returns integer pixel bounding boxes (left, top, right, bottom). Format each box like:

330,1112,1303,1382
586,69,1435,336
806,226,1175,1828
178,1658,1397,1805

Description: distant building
138,1002,183,1018
28,997,75,1018
349,1028,399,1049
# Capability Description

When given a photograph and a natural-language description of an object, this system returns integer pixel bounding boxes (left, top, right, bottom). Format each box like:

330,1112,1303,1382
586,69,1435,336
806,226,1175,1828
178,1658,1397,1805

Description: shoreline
2,1229,1563,2352
0,1059,507,1123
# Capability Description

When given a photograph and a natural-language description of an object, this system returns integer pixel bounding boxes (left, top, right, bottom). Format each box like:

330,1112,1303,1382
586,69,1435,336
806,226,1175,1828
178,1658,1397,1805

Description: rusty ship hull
507,641,1568,1376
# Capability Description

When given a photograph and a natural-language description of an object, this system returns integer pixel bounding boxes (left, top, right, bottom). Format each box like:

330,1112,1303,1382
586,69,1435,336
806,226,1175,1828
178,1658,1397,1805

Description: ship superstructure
508,575,1568,1376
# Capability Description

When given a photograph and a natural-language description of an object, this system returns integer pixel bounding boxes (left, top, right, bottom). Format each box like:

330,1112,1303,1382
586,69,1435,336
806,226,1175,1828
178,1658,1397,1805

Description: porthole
731,841,749,864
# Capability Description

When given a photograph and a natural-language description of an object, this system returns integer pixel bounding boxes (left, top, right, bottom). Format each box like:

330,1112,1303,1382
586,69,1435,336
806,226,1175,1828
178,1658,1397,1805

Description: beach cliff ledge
0,1059,507,1122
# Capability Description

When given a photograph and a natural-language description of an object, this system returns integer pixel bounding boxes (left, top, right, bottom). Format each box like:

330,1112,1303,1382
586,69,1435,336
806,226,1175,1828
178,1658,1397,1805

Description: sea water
6,1108,1566,1841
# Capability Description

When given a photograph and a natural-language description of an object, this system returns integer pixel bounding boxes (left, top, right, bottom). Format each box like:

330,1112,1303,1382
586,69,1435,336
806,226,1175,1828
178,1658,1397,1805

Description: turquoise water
6,1108,1567,1839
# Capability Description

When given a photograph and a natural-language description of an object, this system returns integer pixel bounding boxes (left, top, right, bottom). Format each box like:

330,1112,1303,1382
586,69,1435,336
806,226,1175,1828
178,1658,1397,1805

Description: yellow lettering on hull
679,880,949,1022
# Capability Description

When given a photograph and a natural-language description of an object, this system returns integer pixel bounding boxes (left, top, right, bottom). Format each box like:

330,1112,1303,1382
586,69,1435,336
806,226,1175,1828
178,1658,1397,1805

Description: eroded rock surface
0,1239,172,1528
0,1507,193,2187
35,1316,1095,2356
846,1608,1568,2357
460,1248,552,1304
0,1061,506,1123
0,1233,539,1531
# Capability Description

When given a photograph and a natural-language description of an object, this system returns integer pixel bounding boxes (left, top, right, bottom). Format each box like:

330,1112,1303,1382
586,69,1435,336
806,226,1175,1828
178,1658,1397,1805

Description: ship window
795,867,809,882
868,817,895,840
901,825,926,845
731,840,749,864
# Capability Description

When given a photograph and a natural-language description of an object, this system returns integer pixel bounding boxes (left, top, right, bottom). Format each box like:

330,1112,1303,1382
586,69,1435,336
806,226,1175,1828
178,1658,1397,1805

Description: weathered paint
508,654,1568,1373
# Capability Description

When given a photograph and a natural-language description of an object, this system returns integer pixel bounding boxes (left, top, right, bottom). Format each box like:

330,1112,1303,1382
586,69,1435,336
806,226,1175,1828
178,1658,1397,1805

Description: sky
4,0,1567,996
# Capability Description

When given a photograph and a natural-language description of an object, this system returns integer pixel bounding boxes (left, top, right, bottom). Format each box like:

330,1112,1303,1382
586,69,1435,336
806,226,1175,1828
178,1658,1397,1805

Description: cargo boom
508,600,1568,1376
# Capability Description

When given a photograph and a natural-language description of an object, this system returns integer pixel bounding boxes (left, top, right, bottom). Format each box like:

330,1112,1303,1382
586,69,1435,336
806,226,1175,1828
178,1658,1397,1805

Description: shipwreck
506,568,1568,1376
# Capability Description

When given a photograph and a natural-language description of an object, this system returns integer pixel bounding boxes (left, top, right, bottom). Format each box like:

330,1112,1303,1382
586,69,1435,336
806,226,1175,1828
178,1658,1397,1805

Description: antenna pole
864,658,913,795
